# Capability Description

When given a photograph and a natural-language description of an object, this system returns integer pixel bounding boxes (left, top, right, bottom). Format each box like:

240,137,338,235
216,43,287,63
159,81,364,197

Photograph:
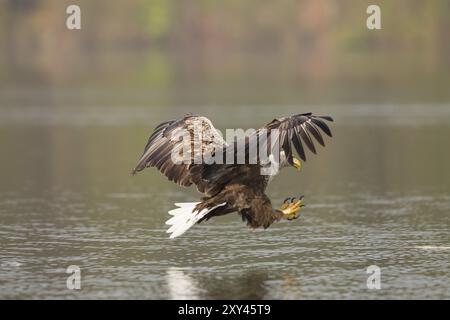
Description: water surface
0,104,449,299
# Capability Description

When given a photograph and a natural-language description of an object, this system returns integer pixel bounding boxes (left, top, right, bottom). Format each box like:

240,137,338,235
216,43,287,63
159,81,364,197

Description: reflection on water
165,267,269,300
0,105,449,299
166,268,202,300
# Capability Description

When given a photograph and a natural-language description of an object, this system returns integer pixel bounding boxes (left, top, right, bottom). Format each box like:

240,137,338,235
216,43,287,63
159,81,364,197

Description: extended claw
278,195,305,220
283,197,292,203
280,197,292,210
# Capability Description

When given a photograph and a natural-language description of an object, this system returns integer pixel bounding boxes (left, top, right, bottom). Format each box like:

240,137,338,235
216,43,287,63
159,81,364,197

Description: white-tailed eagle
132,113,333,238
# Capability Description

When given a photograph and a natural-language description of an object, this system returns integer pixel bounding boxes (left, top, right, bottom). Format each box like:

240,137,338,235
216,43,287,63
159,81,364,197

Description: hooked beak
293,157,302,171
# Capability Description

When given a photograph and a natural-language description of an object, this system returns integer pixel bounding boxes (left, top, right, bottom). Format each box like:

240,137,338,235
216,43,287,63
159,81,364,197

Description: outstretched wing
133,112,333,196
251,112,333,165
132,114,227,188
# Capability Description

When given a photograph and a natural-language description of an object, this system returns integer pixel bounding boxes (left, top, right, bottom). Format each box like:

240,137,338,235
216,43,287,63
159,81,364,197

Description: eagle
132,113,333,238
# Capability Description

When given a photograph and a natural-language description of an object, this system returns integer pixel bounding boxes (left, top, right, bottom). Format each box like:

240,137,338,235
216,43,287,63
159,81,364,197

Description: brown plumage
132,113,333,233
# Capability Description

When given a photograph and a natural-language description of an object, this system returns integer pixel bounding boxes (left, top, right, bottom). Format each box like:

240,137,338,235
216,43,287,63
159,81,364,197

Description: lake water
0,104,449,299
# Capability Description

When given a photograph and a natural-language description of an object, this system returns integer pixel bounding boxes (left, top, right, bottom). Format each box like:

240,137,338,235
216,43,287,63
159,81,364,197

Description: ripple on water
1,190,450,299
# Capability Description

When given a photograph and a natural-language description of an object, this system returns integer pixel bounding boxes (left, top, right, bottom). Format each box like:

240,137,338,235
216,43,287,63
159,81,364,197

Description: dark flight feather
305,121,325,146
292,126,306,161
311,118,332,137
133,113,333,199
250,113,333,163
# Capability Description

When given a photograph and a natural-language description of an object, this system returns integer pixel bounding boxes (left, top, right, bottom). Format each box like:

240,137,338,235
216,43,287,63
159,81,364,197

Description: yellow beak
293,157,302,170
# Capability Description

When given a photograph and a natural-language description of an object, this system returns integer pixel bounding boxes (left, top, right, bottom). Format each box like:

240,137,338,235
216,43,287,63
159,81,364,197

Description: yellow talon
279,197,304,220
280,200,291,210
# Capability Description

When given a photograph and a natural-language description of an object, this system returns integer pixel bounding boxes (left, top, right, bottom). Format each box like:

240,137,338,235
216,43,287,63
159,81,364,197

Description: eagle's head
292,157,302,170
262,151,302,179
279,151,302,171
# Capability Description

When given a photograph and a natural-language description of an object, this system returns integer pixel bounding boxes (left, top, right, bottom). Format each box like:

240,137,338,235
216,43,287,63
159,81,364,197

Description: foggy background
1,0,449,108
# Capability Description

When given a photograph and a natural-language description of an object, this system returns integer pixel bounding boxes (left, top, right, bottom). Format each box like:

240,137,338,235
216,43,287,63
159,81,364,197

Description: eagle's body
132,113,333,238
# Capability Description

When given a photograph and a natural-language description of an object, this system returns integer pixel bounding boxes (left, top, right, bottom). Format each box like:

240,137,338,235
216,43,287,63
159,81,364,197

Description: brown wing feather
132,114,227,189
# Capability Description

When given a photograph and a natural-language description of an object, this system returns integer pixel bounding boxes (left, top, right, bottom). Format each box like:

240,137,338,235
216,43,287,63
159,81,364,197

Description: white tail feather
165,202,226,239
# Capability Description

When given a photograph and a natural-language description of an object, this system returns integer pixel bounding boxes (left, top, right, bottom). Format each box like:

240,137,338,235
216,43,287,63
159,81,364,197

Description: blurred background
1,0,450,107
1,0,449,299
